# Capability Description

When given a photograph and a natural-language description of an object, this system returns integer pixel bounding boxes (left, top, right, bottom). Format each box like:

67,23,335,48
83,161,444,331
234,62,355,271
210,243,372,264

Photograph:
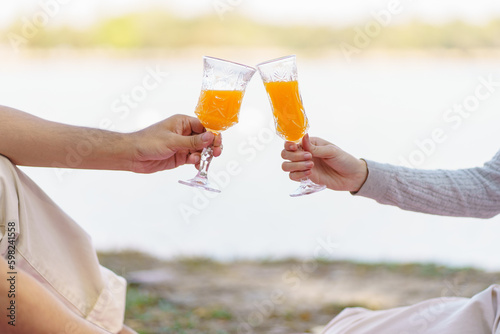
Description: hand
130,114,222,173
281,134,368,192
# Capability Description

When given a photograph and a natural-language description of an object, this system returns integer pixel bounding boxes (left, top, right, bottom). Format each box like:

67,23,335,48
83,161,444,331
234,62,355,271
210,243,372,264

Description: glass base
178,175,221,193
290,178,326,197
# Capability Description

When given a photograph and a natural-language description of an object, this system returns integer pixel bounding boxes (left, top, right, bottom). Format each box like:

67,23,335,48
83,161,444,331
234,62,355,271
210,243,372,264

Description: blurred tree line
3,10,500,51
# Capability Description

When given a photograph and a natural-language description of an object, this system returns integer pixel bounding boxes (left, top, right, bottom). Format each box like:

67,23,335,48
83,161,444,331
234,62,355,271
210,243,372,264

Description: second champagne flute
179,56,256,192
257,55,326,197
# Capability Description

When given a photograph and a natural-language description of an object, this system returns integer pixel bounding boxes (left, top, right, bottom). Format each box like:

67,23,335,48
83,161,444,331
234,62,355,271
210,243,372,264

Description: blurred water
1,52,500,270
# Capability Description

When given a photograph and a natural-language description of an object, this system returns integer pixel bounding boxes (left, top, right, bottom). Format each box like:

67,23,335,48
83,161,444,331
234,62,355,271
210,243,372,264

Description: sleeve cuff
351,159,394,201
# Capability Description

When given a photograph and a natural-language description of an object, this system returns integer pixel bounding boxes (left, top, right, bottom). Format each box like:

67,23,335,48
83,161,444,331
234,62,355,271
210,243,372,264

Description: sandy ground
97,251,500,334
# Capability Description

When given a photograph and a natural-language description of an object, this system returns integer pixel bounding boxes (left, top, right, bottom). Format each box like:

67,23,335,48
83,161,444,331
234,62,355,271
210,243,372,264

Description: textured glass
257,55,326,197
201,56,255,91
179,56,256,193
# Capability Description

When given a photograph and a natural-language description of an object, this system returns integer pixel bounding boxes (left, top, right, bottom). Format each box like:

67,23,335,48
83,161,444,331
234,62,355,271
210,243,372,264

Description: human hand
129,114,222,173
281,134,368,192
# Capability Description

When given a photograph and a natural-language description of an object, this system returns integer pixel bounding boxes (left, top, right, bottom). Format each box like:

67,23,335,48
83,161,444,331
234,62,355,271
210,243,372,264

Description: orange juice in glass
179,57,256,193
195,89,244,133
263,80,308,143
257,55,326,197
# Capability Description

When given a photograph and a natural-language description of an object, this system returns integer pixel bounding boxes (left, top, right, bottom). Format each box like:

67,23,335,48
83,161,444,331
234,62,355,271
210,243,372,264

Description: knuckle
190,135,199,148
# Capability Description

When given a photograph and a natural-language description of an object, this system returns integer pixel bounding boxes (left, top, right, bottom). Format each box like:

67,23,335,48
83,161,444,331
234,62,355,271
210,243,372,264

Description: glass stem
197,146,214,178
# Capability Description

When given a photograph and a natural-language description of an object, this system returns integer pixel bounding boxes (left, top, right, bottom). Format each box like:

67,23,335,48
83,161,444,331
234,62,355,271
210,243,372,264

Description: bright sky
2,0,500,28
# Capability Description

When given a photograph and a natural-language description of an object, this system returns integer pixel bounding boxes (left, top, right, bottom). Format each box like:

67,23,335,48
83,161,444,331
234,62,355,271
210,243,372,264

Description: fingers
310,143,340,159
288,170,312,182
302,135,340,160
281,139,313,174
212,133,222,157
169,115,224,156
179,114,206,135
284,141,299,152
300,134,340,160
170,132,215,153
187,152,201,166
308,136,333,147
281,149,312,162
169,132,222,169
282,160,313,173
301,133,312,152
184,133,222,166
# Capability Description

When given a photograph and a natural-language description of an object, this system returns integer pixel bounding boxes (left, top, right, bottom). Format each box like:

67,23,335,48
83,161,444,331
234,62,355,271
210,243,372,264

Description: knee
470,284,500,307
486,284,500,296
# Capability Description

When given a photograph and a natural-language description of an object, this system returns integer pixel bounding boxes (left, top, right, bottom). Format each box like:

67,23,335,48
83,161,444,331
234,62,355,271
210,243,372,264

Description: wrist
351,159,368,193
93,130,136,172
118,132,139,172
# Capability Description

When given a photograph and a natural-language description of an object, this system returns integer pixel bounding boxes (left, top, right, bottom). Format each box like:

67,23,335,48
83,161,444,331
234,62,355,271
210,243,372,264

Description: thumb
301,133,313,152
170,131,214,151
302,134,338,159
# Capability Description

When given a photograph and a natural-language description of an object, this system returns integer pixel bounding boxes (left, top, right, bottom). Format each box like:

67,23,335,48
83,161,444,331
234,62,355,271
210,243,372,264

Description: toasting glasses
179,56,256,192
257,55,326,197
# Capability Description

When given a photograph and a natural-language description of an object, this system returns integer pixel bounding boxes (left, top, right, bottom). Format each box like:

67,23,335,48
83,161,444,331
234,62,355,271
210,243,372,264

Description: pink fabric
320,285,500,334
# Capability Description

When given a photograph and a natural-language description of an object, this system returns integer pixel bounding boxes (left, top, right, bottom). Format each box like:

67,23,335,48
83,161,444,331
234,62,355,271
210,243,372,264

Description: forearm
355,153,500,219
0,106,134,170
0,259,110,334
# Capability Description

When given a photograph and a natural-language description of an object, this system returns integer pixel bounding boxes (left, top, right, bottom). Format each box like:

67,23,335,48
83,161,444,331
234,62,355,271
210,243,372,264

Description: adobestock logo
339,0,412,63
178,117,277,224
398,280,464,334
110,66,169,121
236,236,339,334
7,0,73,53
212,0,244,20
399,74,500,168
53,65,169,182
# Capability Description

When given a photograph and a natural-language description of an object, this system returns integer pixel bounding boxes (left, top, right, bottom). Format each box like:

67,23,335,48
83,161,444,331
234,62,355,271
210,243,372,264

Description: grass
125,286,236,333
347,261,480,278
123,288,370,334
255,257,480,278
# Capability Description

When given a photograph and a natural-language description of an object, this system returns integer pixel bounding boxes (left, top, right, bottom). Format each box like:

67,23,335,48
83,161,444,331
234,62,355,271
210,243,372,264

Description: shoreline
98,249,500,273
2,46,500,61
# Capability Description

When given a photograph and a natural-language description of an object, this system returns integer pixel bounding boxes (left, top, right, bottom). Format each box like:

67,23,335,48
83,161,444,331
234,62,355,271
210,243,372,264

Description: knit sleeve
355,150,500,219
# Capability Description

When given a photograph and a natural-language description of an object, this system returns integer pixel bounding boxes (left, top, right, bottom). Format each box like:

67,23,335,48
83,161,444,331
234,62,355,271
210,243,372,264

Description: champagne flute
179,56,256,192
257,55,326,197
